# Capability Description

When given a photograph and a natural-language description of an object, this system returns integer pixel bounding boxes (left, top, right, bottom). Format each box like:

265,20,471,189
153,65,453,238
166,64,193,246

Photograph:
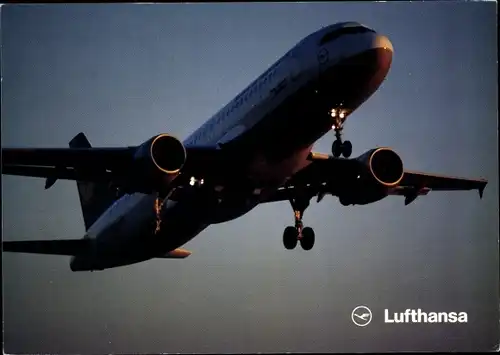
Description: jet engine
338,147,404,205
129,134,187,193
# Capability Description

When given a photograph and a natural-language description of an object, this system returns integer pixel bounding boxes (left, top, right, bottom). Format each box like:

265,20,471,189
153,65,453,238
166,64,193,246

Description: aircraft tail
69,133,119,231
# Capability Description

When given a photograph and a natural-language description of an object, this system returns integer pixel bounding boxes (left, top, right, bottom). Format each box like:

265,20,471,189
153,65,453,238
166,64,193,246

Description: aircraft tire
332,140,342,158
300,227,315,250
283,226,298,250
342,140,352,158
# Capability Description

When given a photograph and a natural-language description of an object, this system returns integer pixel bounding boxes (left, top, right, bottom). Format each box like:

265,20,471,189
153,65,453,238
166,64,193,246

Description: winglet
479,184,486,199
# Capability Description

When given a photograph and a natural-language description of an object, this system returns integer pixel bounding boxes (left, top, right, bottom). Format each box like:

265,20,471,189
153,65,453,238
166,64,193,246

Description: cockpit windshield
319,26,375,46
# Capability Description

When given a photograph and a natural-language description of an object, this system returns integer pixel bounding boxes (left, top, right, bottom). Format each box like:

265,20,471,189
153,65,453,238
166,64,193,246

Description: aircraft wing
397,170,488,193
2,134,223,192
262,152,488,205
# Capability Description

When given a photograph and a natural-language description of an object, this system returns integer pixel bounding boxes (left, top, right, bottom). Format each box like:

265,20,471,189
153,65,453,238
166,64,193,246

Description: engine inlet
368,148,404,186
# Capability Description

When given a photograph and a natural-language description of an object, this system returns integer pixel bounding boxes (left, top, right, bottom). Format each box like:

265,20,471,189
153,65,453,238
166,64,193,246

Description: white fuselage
70,22,394,271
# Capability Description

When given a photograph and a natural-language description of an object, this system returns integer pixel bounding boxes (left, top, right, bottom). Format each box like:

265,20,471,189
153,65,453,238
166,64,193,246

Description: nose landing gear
282,197,315,250
331,123,352,158
330,109,352,158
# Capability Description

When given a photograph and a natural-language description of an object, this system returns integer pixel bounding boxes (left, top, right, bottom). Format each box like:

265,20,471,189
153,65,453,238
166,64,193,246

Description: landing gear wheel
342,140,352,158
283,196,315,251
332,140,342,158
339,197,350,206
331,117,353,158
300,227,315,250
283,226,298,250
332,139,352,158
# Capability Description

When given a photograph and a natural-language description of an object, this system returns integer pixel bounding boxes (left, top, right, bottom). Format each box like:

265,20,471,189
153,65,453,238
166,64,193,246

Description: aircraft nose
370,34,393,75
315,31,394,110
374,34,393,54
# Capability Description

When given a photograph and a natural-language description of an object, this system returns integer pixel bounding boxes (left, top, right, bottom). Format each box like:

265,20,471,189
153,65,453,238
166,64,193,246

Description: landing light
189,177,195,186
200,179,204,185
339,112,345,119
330,109,337,118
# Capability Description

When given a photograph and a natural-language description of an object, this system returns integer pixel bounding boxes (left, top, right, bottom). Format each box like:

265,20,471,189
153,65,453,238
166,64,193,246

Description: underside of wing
261,151,488,205
2,142,134,188
2,147,134,169
2,132,226,194
394,170,488,205
2,164,109,186
399,170,488,195
2,239,92,256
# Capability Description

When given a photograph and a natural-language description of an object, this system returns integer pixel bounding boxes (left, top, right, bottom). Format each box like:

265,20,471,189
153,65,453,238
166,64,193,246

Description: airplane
2,21,488,272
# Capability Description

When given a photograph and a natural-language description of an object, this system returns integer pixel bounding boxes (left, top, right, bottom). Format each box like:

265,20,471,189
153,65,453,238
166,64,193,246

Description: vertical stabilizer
69,133,118,230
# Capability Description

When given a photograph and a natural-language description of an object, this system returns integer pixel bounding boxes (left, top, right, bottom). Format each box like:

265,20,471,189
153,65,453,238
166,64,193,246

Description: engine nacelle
134,134,187,174
130,134,187,193
338,147,404,206
356,147,404,187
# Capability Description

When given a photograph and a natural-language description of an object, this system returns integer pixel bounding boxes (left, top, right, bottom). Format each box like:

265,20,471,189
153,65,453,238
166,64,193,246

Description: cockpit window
319,27,375,46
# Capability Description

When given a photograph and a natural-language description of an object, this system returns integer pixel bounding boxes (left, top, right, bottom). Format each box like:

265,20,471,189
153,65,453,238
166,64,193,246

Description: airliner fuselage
70,22,393,271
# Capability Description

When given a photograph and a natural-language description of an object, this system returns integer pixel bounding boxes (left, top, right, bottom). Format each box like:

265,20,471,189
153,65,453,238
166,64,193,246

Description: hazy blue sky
1,3,498,353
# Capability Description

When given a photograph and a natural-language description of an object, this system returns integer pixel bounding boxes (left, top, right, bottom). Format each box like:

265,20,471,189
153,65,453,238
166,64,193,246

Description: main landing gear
330,110,352,158
154,184,180,235
283,198,315,251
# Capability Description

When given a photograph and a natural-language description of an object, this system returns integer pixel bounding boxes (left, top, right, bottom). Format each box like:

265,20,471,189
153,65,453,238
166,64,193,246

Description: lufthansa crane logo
351,305,372,327
317,48,329,64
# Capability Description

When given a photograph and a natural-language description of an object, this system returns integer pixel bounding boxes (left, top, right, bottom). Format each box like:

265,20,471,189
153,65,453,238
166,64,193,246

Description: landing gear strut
283,198,315,250
154,184,179,235
331,118,352,158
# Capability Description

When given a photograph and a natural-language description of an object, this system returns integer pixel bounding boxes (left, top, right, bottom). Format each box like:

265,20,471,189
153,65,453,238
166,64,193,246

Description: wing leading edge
2,133,225,193
263,152,488,204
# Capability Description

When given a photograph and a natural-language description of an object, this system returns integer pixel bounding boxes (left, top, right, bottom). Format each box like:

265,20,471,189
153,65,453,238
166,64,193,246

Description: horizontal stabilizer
2,239,91,256
156,248,192,259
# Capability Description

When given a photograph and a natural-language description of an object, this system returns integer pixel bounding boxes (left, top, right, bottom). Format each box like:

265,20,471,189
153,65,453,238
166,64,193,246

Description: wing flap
2,147,134,169
2,164,112,186
4,165,77,180
2,239,91,256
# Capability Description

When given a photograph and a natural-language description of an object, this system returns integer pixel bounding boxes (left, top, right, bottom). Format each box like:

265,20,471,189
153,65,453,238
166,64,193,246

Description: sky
1,3,498,354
